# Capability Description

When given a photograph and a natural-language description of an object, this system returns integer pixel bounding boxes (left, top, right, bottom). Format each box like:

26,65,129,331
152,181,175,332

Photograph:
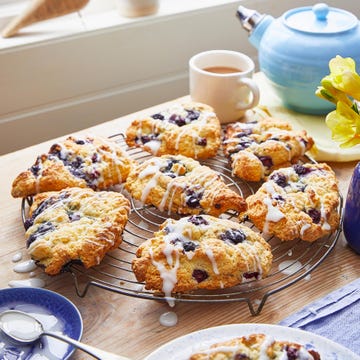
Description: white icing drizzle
320,203,331,230
259,335,275,359
12,252,23,262
204,247,219,275
300,223,311,237
278,260,302,275
13,260,37,273
159,311,178,327
149,248,179,307
263,197,285,234
8,278,46,288
145,140,161,155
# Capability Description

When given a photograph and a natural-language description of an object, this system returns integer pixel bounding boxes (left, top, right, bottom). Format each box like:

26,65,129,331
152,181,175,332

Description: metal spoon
0,310,131,360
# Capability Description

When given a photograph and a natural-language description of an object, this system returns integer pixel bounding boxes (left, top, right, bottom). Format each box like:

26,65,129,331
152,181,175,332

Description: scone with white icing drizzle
245,163,340,242
132,215,272,296
125,101,221,159
223,118,314,182
125,154,247,216
190,333,321,360
11,135,134,198
24,187,130,275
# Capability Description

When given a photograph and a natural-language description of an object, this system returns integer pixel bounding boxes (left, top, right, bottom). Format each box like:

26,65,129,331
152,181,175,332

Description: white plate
145,323,360,360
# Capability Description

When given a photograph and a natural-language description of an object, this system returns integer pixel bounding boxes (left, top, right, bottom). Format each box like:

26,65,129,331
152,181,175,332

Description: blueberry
91,153,100,163
188,215,209,226
273,194,285,202
186,109,200,121
74,139,86,145
68,212,81,222
243,272,260,280
31,197,57,219
27,221,55,247
236,139,253,151
235,354,250,360
220,229,246,244
306,208,321,224
24,219,34,230
196,138,207,146
185,190,203,208
151,113,165,120
192,269,208,283
235,129,252,137
30,163,41,176
71,156,83,169
258,155,273,168
284,345,299,360
270,173,288,187
183,241,198,252
293,164,312,175
169,114,186,127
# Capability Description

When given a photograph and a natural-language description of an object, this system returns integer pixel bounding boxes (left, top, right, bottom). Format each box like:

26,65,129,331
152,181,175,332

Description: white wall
0,0,359,154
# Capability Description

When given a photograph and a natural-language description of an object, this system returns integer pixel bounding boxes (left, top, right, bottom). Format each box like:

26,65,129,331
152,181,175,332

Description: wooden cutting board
2,0,90,38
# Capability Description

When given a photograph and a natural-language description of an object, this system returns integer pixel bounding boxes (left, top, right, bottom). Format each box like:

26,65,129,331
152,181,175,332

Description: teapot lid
284,3,358,34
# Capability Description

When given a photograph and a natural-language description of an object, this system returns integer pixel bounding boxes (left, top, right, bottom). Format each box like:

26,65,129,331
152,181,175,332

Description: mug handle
236,78,260,110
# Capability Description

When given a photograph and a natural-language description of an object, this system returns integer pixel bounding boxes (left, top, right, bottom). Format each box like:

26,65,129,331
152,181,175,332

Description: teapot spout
236,6,264,32
236,5,274,49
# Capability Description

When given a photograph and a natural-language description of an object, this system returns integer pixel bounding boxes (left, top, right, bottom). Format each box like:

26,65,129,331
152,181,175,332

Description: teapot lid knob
312,3,329,21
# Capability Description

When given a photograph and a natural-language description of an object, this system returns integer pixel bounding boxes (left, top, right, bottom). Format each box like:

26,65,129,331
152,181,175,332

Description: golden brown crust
132,215,272,294
11,135,134,198
190,333,321,359
25,187,130,275
124,154,246,216
125,102,221,159
245,163,340,242
223,118,314,182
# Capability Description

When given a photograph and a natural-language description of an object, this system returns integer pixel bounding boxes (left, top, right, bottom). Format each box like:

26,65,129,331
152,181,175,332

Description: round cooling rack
21,134,343,316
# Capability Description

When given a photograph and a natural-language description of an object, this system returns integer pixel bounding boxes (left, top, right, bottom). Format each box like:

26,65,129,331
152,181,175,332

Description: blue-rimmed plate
0,287,83,360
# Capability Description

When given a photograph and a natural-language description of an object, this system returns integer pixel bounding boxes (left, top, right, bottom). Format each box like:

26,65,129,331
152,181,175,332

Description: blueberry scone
12,135,134,198
24,187,130,275
190,333,321,360
132,215,272,297
125,154,247,216
223,118,314,182
125,102,221,159
245,163,340,242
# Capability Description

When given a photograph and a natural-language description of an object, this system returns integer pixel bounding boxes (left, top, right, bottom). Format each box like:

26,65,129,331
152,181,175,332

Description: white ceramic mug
117,0,159,17
189,50,260,123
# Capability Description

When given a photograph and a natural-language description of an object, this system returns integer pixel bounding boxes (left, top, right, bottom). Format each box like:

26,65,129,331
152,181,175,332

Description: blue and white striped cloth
280,277,360,356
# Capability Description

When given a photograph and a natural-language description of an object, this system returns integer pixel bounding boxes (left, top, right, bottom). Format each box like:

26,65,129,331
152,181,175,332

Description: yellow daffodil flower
316,55,360,148
327,56,360,101
326,101,360,148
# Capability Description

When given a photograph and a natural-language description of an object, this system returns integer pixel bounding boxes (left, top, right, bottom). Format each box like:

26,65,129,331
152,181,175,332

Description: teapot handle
236,77,260,110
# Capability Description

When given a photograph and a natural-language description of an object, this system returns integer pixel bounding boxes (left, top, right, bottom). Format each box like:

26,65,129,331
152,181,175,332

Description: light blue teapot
237,3,360,115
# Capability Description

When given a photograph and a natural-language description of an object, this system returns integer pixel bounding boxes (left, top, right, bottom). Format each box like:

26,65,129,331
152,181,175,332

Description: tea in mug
203,66,243,74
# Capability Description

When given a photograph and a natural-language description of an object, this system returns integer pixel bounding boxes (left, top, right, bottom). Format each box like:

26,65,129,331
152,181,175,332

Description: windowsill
0,0,237,51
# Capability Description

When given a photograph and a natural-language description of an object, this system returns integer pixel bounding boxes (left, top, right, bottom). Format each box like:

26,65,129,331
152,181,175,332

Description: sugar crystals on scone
125,102,221,159
12,134,134,198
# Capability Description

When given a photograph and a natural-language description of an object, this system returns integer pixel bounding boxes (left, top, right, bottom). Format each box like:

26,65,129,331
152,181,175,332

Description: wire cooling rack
21,134,343,316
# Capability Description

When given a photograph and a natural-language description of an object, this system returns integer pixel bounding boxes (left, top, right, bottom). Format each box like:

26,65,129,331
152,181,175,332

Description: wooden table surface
1,83,359,360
